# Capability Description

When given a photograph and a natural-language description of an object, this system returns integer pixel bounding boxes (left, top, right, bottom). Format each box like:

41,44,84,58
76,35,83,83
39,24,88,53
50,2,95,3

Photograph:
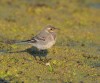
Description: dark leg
39,56,43,61
44,56,47,60
34,56,37,60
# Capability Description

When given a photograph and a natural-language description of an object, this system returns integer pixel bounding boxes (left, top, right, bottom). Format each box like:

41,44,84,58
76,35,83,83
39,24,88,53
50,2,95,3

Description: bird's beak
54,27,60,30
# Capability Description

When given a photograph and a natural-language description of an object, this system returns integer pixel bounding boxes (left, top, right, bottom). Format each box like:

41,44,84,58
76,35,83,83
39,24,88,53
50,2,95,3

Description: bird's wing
34,36,46,41
14,35,47,44
13,37,37,44
34,31,49,41
23,37,37,43
24,35,46,43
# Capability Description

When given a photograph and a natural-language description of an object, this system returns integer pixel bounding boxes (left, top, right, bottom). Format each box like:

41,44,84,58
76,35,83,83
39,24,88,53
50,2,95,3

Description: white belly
33,40,56,50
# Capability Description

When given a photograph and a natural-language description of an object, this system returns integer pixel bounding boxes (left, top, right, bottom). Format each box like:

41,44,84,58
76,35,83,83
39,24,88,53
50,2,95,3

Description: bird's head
45,25,59,33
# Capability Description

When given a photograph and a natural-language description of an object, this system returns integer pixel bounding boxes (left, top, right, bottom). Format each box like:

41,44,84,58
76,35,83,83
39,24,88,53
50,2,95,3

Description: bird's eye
50,28,52,30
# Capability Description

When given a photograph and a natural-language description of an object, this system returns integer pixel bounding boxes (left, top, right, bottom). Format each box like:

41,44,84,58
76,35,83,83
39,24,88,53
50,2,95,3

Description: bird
22,25,59,60
1,25,59,60
20,25,59,50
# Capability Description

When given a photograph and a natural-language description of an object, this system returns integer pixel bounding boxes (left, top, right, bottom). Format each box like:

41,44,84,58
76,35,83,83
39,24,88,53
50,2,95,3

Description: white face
47,26,59,33
44,25,59,33
47,27,55,32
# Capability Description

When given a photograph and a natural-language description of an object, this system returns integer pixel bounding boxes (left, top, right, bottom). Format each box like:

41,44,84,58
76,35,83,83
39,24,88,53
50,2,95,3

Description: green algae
0,0,100,83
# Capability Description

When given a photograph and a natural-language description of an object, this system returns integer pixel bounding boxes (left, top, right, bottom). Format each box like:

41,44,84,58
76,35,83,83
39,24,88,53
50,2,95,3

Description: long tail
15,40,32,44
0,39,32,45
0,34,37,45
5,39,36,45
8,40,33,45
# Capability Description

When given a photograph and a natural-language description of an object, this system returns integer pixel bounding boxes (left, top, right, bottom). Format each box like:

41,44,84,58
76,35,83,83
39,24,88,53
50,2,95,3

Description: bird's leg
44,56,47,60
34,56,37,60
39,56,43,61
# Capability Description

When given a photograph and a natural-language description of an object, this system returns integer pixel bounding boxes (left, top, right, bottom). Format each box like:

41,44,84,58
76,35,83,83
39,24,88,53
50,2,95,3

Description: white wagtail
19,25,59,50
1,25,59,60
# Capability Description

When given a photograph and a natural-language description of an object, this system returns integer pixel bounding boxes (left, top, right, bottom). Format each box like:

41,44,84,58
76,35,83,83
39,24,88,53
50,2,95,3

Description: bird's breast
32,33,56,50
33,40,55,50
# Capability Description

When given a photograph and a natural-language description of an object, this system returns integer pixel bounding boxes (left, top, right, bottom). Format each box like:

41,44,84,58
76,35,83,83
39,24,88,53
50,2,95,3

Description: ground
0,0,100,83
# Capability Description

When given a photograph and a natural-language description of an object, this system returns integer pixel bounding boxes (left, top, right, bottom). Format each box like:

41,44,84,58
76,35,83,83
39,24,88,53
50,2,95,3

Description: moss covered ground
0,0,100,83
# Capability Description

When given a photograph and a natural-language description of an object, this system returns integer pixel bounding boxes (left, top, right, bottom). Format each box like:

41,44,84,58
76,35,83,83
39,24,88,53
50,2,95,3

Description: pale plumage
21,25,58,50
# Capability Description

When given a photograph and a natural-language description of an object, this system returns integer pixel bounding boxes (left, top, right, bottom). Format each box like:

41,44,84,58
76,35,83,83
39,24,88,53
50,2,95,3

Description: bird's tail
1,39,32,45
9,40,33,45
15,40,33,44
